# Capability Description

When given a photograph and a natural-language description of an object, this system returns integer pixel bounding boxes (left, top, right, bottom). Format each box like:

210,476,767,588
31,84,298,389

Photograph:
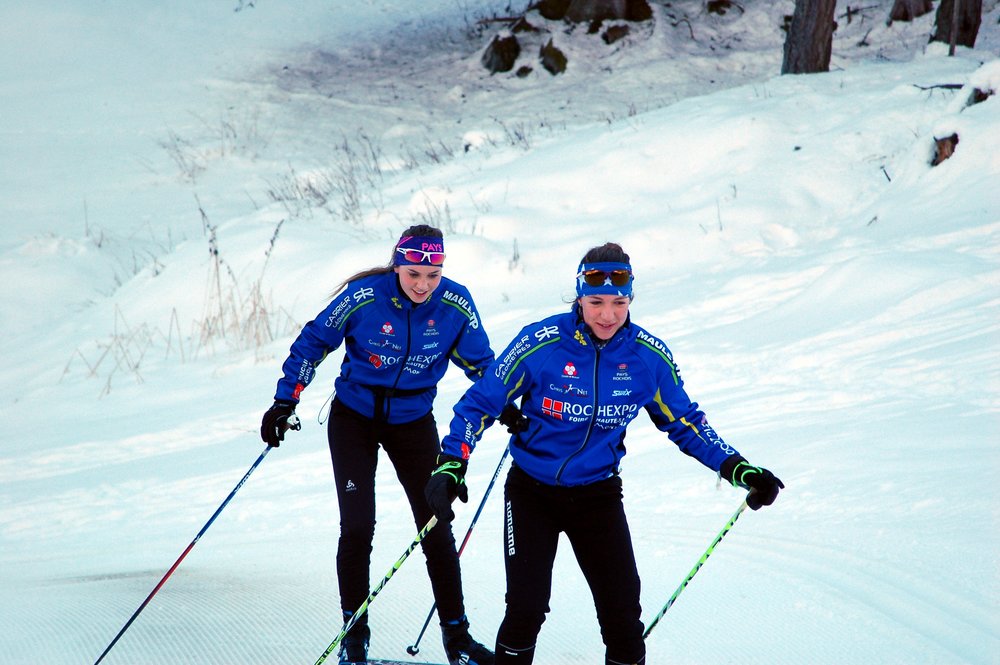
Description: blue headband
394,235,446,266
575,261,634,298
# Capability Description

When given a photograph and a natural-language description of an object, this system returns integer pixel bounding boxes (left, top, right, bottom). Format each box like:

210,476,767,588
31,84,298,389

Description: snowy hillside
1,1,998,664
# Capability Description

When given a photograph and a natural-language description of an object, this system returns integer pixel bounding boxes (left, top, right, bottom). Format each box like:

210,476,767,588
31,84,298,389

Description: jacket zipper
554,344,599,485
392,308,412,392
381,308,412,421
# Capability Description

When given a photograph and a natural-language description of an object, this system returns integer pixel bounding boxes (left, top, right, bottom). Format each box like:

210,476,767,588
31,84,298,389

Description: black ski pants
328,397,465,622
495,466,645,665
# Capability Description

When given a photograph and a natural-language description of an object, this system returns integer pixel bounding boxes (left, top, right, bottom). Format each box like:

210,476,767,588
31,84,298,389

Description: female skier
425,242,783,664
261,225,496,665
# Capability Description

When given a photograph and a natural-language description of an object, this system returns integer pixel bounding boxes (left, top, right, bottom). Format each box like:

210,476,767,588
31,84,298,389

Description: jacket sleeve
441,325,537,460
447,290,495,382
273,291,357,403
638,336,740,472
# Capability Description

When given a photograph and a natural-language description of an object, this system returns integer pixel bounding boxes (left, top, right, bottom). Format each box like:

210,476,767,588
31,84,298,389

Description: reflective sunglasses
396,247,446,265
578,269,632,287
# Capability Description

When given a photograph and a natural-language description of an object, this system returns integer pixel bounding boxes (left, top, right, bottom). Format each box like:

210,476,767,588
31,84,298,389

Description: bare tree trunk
931,0,983,49
781,0,838,74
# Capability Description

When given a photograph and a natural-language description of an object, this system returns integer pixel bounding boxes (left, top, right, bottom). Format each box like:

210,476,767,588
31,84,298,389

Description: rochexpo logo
541,397,640,424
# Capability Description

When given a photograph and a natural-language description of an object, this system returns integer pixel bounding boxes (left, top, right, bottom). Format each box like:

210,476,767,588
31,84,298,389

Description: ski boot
441,615,494,665
338,611,370,665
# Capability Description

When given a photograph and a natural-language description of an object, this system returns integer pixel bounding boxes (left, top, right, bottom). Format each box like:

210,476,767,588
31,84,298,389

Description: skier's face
395,264,442,303
578,294,630,340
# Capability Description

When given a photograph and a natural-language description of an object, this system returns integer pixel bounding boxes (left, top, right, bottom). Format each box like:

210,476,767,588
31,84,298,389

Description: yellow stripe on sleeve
652,389,676,422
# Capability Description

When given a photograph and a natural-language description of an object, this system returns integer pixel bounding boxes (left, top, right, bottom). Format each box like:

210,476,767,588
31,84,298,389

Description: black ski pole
93,433,290,665
315,515,439,665
643,492,751,640
406,445,511,655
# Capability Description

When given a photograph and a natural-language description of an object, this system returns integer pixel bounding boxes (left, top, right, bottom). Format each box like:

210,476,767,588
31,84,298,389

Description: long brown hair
329,224,444,298
580,242,630,265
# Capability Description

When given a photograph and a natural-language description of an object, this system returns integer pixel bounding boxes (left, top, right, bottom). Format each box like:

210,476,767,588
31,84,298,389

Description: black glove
424,455,469,523
498,404,529,434
260,401,300,447
720,455,784,510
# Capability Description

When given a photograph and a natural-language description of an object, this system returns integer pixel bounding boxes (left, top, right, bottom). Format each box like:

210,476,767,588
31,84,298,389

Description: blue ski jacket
273,271,494,424
441,310,740,486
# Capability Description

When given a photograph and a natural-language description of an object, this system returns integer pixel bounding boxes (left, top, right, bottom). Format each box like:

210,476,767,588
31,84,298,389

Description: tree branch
912,83,963,90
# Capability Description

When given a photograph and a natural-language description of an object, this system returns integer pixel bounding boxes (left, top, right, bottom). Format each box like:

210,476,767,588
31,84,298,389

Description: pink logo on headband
395,235,446,266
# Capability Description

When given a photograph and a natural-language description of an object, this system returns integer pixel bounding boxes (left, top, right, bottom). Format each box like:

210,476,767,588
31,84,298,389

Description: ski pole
642,492,751,640
406,445,511,655
315,515,439,665
94,436,287,665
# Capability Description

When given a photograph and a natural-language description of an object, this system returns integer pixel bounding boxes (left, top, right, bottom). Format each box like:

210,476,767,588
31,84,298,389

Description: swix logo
381,322,394,335
563,362,578,377
534,325,559,341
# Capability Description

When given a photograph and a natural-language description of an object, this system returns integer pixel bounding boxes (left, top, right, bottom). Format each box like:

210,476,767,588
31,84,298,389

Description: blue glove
721,455,784,510
424,455,469,522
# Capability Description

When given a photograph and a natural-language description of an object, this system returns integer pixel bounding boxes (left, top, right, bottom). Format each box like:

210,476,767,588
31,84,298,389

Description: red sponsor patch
563,362,577,377
293,383,305,400
542,396,564,419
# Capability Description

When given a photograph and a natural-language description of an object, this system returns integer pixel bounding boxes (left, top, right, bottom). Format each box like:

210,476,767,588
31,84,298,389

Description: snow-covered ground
1,1,998,663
